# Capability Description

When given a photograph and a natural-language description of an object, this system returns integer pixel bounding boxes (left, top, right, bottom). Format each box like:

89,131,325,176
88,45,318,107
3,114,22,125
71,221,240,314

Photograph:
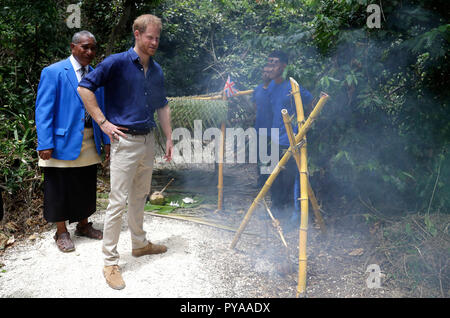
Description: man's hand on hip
100,120,128,142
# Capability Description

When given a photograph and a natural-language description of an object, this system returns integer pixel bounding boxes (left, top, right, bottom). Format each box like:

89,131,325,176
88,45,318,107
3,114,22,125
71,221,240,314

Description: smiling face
70,36,96,67
134,23,161,58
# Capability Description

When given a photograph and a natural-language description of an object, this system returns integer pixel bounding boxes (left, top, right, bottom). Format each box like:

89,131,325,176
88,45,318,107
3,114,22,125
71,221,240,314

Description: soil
0,163,443,298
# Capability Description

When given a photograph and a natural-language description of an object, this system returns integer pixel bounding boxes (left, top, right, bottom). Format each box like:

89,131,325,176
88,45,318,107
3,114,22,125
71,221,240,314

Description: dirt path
0,165,408,298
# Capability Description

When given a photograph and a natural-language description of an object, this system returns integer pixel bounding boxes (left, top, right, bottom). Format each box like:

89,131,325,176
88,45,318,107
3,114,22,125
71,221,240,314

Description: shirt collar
69,55,88,73
128,47,155,66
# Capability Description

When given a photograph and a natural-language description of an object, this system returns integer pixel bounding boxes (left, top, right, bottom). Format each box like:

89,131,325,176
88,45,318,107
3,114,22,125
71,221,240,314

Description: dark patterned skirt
42,165,97,224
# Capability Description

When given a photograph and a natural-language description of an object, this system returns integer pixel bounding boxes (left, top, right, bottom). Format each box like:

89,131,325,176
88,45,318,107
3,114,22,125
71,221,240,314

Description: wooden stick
230,93,329,249
262,199,288,248
146,211,256,235
159,178,174,194
307,182,327,235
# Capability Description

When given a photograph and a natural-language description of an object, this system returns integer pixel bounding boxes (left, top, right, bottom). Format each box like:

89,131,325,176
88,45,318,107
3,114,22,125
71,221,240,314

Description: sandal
75,222,103,240
54,232,75,253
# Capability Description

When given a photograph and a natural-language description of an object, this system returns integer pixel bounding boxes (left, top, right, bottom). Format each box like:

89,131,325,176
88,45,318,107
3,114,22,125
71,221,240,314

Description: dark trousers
270,147,298,216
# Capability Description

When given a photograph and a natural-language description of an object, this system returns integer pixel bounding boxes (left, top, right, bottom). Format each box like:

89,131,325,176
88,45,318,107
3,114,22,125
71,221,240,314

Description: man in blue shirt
78,14,173,290
252,64,273,187
267,51,313,224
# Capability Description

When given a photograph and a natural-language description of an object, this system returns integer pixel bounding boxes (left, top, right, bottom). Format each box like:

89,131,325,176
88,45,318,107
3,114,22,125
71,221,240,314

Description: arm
156,103,173,162
77,86,127,141
35,67,57,160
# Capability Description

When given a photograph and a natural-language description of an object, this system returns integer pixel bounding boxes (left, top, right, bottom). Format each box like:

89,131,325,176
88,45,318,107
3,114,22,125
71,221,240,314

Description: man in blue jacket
35,31,109,253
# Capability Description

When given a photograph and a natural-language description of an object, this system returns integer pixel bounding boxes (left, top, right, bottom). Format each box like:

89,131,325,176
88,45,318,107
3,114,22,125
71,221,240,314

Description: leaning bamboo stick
262,199,288,248
290,77,305,133
279,115,325,235
146,212,256,235
230,92,329,249
307,182,326,235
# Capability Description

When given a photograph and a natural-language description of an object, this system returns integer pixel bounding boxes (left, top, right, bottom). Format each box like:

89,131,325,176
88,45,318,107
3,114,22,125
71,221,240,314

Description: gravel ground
0,164,410,298
0,209,270,298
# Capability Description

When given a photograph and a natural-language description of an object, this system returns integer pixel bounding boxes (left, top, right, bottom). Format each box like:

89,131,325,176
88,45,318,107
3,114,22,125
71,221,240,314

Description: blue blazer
35,58,109,160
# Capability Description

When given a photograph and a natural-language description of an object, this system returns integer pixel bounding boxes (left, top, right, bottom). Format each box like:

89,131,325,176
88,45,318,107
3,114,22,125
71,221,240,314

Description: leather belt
119,128,153,135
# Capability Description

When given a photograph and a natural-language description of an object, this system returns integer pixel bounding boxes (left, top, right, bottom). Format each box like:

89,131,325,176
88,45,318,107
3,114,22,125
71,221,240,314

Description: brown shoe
75,222,103,240
54,232,75,253
103,265,125,290
132,242,167,257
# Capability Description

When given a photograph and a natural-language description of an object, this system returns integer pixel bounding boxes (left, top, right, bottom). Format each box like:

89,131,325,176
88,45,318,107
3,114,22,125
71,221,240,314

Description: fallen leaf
0,232,8,250
6,235,15,246
29,234,38,241
5,222,18,233
348,248,364,256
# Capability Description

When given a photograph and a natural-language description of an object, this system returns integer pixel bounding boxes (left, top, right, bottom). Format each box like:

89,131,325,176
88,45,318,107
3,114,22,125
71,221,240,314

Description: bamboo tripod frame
186,82,329,296
230,91,329,297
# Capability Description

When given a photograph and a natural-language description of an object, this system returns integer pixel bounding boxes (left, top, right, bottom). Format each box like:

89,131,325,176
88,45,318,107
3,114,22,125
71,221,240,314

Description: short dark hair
72,31,96,44
269,50,289,65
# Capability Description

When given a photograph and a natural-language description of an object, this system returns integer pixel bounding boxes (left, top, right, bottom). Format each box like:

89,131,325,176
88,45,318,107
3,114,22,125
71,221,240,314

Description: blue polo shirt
269,80,313,147
252,83,273,136
79,48,168,131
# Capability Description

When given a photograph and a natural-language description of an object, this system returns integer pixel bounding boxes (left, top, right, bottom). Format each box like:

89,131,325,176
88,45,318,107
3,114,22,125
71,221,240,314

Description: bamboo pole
216,92,227,212
193,89,254,101
290,78,326,235
281,109,308,296
290,77,305,133
297,116,309,297
230,93,329,249
231,89,254,97
217,121,225,211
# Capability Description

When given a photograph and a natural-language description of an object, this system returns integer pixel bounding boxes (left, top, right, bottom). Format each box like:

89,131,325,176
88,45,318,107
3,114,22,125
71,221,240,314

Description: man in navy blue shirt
267,51,313,224
78,14,173,290
252,64,273,187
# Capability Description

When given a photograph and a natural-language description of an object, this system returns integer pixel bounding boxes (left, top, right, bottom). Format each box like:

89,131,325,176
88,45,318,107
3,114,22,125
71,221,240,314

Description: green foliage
144,194,204,214
0,0,71,194
0,0,448,216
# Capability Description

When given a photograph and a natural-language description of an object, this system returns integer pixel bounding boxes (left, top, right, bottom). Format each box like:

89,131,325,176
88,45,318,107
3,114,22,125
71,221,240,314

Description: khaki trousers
102,132,155,266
